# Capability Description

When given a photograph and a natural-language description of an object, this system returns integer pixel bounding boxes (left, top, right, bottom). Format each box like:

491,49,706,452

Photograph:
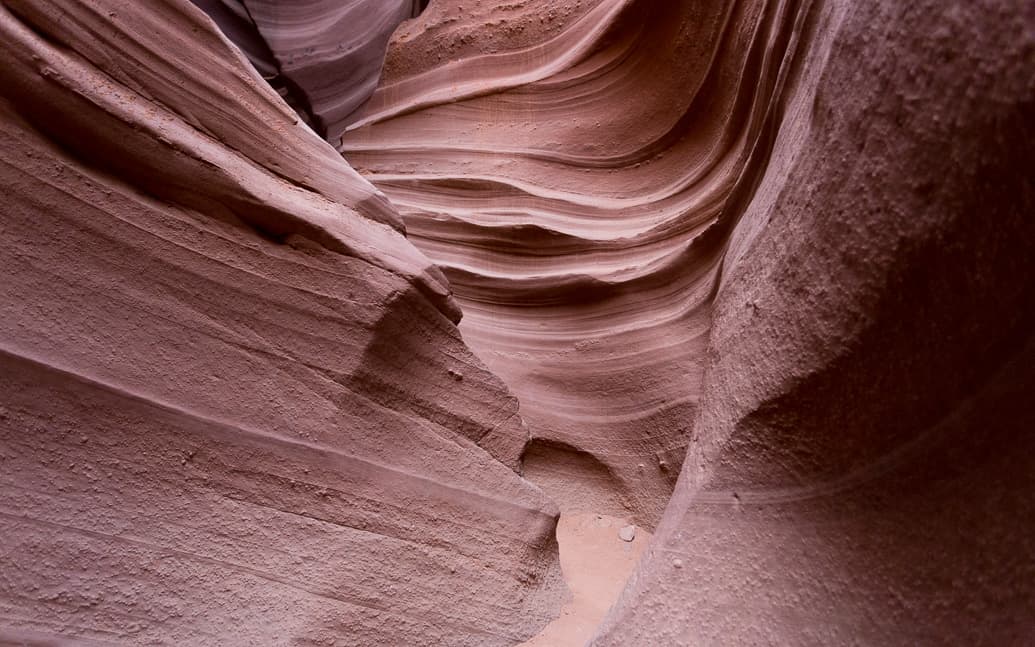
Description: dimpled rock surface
592,0,1035,644
0,2,564,645
342,0,1035,642
3,0,1034,644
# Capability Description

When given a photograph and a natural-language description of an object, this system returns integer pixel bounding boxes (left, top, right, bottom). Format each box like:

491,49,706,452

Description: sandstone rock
3,0,1034,644
591,0,1035,644
342,0,1035,642
0,2,560,645
190,0,425,142
343,0,798,526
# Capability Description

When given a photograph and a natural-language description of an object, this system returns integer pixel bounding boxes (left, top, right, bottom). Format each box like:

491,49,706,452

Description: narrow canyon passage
1,0,1033,645
341,0,811,527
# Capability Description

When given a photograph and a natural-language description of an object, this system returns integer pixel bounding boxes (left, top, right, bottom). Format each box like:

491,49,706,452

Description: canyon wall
189,0,426,141
592,0,1035,643
344,0,1035,642
343,0,804,525
0,2,563,645
2,0,1033,644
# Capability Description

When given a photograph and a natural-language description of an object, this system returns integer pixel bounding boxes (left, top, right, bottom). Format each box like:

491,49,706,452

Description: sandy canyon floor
521,513,651,647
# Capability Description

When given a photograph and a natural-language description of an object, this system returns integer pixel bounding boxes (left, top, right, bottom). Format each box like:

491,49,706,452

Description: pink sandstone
1,0,1033,645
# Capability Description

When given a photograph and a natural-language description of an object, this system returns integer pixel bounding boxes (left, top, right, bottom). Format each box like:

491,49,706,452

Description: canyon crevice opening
1,0,1032,645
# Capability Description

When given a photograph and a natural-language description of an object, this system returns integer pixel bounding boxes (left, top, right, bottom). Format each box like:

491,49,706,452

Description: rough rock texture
4,0,1034,644
0,2,563,645
344,0,811,524
190,0,426,141
341,0,1035,642
592,0,1035,644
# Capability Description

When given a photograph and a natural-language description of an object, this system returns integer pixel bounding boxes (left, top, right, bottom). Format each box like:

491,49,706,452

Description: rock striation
0,2,562,645
342,0,826,524
2,0,1034,644
343,0,1035,642
190,0,426,141
591,0,1035,643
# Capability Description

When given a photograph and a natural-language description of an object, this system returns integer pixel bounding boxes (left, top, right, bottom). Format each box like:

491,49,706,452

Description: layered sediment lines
4,0,1034,644
593,0,1035,643
190,0,425,141
342,0,816,523
345,0,1035,641
0,2,562,645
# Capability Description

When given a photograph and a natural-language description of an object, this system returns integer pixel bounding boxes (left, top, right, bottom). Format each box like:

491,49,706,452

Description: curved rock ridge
190,0,426,142
0,2,563,645
3,0,1034,644
592,0,1035,643
4,0,457,322
342,0,819,524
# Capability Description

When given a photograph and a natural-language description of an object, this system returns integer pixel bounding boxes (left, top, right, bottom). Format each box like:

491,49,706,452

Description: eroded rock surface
2,0,1033,644
343,0,1035,642
592,0,1035,644
343,0,811,524
190,0,426,141
0,2,562,645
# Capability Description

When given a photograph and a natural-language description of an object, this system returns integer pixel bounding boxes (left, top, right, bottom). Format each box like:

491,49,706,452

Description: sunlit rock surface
343,0,794,524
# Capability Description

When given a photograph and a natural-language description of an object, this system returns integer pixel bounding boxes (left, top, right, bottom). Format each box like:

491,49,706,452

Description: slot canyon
0,0,1032,645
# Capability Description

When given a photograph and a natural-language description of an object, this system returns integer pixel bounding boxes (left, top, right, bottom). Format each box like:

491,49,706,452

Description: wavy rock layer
3,0,1033,644
343,0,819,524
345,0,1035,641
190,0,425,141
0,2,563,645
593,0,1035,643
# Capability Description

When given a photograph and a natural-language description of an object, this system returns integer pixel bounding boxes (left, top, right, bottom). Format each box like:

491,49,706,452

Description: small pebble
618,525,636,542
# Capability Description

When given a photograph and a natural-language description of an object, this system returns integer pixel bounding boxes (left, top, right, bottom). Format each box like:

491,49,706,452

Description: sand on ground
521,512,651,647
